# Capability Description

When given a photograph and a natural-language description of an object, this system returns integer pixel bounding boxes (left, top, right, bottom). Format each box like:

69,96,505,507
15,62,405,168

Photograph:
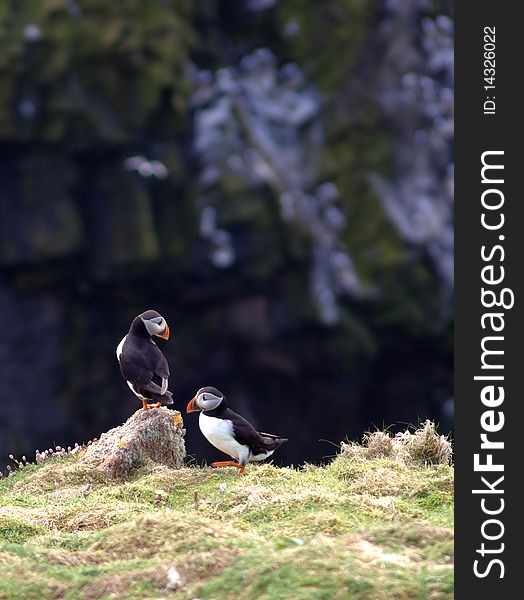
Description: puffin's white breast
250,449,275,462
199,413,249,463
116,335,127,360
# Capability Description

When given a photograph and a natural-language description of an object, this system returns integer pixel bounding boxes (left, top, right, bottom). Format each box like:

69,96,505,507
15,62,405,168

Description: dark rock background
0,0,453,466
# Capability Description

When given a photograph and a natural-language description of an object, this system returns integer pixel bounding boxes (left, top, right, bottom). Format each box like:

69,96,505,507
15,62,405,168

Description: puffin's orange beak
157,323,170,340
186,397,200,413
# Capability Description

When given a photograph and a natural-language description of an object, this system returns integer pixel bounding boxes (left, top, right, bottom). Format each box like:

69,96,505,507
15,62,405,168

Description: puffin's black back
119,315,170,398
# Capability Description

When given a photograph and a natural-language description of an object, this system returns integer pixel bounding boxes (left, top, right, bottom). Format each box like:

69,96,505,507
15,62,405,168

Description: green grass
0,453,453,599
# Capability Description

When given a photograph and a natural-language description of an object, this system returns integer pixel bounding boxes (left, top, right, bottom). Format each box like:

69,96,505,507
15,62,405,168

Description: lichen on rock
80,407,186,479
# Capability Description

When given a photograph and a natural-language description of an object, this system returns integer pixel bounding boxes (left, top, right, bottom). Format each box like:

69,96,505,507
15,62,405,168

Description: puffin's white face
142,315,170,339
187,387,224,413
196,388,223,411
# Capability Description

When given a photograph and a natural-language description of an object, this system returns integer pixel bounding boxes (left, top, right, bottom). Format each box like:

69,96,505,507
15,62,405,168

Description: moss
277,0,379,95
0,0,194,277
0,0,193,141
276,0,446,340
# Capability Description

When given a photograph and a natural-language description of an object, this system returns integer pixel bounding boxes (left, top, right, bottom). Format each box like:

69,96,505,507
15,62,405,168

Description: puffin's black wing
153,350,170,380
119,351,165,395
119,351,152,384
257,431,286,440
257,431,288,450
150,351,170,394
225,409,280,455
120,333,171,393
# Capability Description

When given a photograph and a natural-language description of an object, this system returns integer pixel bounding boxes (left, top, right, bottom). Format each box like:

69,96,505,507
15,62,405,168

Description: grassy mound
0,428,453,599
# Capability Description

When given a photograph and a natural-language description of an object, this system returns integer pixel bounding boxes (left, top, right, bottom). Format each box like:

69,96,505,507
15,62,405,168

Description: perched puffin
186,386,287,474
116,309,174,410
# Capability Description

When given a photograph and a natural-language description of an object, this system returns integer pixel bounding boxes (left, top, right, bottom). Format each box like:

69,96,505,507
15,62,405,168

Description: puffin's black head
133,309,170,340
186,386,225,413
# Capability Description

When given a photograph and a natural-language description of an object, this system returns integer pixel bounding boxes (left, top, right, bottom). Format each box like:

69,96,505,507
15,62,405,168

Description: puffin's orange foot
141,399,150,411
211,461,245,474
147,402,162,409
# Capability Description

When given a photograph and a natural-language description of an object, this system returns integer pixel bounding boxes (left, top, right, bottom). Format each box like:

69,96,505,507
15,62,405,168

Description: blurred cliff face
0,0,453,464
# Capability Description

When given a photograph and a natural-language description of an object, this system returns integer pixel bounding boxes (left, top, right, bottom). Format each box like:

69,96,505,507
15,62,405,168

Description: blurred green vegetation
0,0,452,464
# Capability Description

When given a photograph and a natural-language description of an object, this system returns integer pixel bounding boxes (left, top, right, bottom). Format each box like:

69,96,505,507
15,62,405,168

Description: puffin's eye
203,395,208,401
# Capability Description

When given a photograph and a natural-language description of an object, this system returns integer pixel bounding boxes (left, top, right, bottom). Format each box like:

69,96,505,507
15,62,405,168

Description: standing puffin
116,310,174,410
186,386,287,474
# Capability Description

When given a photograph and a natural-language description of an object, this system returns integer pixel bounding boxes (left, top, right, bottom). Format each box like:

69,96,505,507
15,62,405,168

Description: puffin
186,386,287,474
116,309,174,410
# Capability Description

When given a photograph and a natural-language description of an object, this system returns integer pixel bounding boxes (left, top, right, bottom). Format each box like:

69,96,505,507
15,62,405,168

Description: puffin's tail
272,437,288,450
259,433,288,451
150,390,174,406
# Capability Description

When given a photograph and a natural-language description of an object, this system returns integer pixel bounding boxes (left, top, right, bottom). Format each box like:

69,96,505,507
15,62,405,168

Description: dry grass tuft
80,574,131,600
44,547,108,567
398,420,453,465
340,420,452,465
71,551,236,599
363,430,395,458
179,550,237,581
367,522,454,552
355,539,412,565
80,407,186,478
79,567,166,600
0,502,140,534
88,512,257,560
57,504,143,533
0,551,18,564
337,441,365,461
14,462,104,494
